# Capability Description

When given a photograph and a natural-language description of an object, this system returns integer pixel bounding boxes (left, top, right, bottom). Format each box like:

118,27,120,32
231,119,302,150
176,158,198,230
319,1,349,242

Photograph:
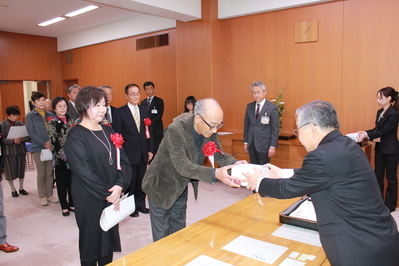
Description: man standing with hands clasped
242,100,399,266
244,81,279,164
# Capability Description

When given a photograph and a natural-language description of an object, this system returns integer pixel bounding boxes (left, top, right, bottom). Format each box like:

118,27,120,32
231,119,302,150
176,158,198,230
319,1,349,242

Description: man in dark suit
113,83,153,217
244,81,279,164
141,81,164,154
142,98,246,242
66,84,81,121
100,85,117,124
243,100,399,266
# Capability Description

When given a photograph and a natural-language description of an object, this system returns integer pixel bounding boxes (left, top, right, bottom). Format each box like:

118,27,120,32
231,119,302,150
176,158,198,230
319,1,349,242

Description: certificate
7,126,28,138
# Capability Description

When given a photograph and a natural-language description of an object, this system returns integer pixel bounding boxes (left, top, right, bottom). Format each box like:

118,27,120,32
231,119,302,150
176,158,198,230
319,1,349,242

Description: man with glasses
243,100,399,266
142,98,246,242
244,81,279,165
113,84,154,217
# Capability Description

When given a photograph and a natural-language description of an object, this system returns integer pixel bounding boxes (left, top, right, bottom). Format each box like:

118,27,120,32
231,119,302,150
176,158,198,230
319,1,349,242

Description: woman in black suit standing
359,87,399,212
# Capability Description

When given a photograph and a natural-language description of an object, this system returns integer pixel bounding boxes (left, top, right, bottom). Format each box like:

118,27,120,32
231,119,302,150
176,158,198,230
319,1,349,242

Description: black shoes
137,207,150,214
19,189,28,195
62,211,70,217
130,211,139,218
11,191,18,198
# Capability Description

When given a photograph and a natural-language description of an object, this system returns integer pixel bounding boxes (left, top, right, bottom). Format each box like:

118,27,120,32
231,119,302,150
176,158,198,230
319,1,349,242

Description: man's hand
243,143,249,154
215,165,240,188
265,163,283,179
148,152,154,162
268,147,276,158
233,160,248,165
242,167,264,190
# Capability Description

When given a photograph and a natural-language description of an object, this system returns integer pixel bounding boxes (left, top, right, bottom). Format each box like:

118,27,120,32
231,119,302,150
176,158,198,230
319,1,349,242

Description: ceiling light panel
65,5,99,17
37,17,66,27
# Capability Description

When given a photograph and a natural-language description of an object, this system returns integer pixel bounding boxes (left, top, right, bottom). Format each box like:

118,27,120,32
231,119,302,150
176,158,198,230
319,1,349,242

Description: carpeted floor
0,164,252,266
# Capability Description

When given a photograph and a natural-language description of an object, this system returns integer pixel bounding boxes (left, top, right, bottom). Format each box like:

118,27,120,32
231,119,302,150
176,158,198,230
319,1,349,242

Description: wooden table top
109,194,329,265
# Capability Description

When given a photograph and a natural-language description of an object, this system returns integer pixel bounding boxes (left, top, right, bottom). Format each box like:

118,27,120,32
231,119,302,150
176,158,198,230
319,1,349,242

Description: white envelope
100,194,135,232
40,149,53,161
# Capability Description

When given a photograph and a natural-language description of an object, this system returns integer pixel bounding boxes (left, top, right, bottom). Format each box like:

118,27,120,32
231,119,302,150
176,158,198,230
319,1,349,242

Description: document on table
7,126,28,138
185,255,233,266
289,199,317,222
272,224,321,247
231,164,294,186
222,235,288,264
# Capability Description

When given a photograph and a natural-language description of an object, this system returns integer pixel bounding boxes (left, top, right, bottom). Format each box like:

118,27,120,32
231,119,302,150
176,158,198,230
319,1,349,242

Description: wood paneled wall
1,0,399,134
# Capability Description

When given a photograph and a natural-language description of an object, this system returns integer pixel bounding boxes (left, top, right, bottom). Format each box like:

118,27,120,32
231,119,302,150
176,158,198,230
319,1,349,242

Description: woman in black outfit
47,97,74,216
359,87,399,212
64,86,131,266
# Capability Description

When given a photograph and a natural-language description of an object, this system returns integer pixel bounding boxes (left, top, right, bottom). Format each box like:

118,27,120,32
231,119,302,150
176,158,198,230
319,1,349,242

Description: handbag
100,193,135,232
40,149,53,161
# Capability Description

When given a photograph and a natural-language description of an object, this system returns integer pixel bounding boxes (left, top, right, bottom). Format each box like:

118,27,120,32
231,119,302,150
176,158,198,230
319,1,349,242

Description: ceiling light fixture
65,5,99,17
37,17,66,27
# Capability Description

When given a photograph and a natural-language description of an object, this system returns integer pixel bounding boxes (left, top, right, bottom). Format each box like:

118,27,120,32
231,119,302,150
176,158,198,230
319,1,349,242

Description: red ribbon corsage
144,118,152,139
111,133,124,170
203,141,224,168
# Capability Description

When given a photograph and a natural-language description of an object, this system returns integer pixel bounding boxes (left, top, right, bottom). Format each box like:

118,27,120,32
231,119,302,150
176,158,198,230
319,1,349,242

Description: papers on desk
7,126,28,138
272,224,321,247
185,255,233,266
222,235,288,264
289,199,317,222
231,163,294,186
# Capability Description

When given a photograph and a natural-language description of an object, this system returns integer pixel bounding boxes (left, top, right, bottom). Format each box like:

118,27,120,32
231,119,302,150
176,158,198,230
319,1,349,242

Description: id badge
261,115,270,124
151,108,158,114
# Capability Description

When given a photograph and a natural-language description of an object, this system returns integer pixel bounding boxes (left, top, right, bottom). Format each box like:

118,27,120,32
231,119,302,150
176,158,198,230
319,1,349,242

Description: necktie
106,106,112,123
147,98,151,109
255,103,260,120
133,106,140,132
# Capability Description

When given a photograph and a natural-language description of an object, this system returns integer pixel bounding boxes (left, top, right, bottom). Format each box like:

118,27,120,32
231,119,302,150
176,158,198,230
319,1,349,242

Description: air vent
136,33,169,50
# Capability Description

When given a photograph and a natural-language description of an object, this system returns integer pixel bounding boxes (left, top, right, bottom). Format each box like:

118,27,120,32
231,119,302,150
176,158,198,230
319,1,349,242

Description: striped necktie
133,106,140,132
147,98,151,109
255,103,260,119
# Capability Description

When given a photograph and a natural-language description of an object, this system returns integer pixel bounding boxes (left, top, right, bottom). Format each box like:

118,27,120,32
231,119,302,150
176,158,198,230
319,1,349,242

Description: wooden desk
110,195,329,265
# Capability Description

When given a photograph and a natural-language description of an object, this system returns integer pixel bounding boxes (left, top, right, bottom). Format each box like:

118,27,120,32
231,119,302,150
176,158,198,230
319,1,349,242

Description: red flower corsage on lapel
111,133,124,170
203,141,224,168
144,118,152,139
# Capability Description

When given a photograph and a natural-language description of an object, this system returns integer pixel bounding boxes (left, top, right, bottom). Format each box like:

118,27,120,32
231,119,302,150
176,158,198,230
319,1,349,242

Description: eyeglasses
292,122,312,136
128,93,140,97
251,90,264,95
199,115,224,130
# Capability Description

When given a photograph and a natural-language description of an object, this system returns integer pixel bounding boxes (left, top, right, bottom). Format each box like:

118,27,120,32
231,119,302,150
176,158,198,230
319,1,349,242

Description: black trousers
55,161,73,210
248,142,270,165
126,161,147,211
374,150,398,212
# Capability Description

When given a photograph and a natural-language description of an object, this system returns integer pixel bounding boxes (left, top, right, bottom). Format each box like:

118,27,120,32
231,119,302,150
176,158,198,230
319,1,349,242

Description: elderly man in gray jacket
142,98,246,242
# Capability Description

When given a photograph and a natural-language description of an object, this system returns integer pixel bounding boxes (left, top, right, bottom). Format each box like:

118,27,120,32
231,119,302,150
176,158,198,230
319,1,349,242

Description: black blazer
366,105,399,155
141,96,164,137
258,130,399,265
112,104,154,165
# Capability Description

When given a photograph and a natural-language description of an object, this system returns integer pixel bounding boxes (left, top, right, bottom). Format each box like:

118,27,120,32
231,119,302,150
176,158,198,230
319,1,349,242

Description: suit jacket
112,104,153,166
366,105,399,155
244,100,279,153
67,101,79,121
141,96,164,137
142,116,237,210
258,130,399,265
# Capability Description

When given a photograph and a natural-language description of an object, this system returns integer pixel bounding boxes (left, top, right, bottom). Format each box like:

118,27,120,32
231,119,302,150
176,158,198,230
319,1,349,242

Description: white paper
217,132,234,135
7,126,28,138
289,199,317,222
100,194,135,231
272,224,321,247
231,164,293,186
279,258,306,266
185,255,233,266
222,235,288,264
346,132,360,142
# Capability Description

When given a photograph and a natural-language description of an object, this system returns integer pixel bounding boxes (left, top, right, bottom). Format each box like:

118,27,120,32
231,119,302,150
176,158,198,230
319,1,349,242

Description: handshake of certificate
230,163,294,190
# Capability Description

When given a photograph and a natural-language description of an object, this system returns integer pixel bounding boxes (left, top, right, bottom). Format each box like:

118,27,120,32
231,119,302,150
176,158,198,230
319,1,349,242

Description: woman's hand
107,185,123,211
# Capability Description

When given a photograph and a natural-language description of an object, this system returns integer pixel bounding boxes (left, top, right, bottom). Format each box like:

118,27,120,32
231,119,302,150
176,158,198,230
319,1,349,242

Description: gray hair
99,85,113,91
296,100,339,130
250,81,266,92
67,84,81,94
194,98,220,116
